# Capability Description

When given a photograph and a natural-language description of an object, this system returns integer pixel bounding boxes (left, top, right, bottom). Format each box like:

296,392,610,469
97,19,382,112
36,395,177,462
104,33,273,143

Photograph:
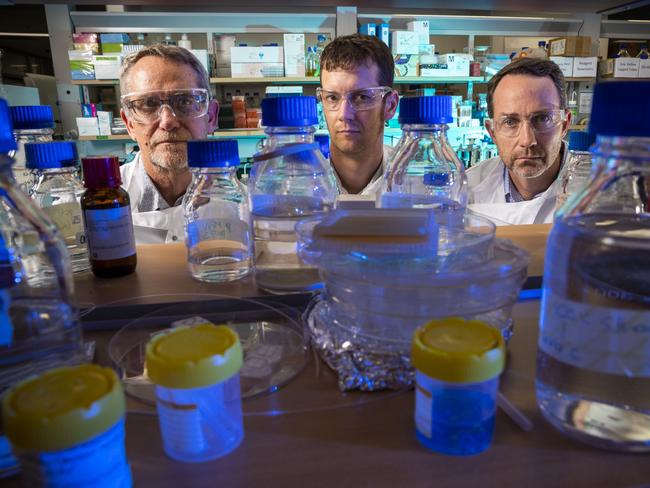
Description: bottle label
84,206,136,261
43,202,84,241
414,372,433,438
539,290,650,377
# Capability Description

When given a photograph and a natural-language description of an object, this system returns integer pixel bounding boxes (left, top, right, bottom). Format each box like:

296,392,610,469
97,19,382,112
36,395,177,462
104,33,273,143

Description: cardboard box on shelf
92,55,122,80
394,54,419,77
283,33,306,77
68,50,95,80
230,46,284,64
391,31,420,55
407,20,430,44
572,57,598,78
549,36,591,57
599,58,640,78
73,33,98,44
549,56,574,78
96,111,112,136
74,43,100,54
76,117,99,136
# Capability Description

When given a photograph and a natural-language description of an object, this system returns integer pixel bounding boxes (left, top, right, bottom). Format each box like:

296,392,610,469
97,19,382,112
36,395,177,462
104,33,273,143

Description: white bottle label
540,290,650,377
84,206,136,261
415,373,433,438
43,202,84,240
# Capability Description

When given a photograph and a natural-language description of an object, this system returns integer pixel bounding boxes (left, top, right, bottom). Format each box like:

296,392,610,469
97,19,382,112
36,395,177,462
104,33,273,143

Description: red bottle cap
82,156,121,189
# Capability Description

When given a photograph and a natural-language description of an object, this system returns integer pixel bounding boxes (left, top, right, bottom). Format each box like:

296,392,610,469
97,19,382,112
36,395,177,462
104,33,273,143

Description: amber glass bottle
80,156,137,278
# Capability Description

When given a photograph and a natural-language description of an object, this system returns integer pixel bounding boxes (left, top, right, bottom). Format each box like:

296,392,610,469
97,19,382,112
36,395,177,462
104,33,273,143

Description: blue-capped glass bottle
555,131,596,211
183,139,252,283
26,141,90,273
248,96,337,293
9,105,54,193
380,96,467,210
0,99,83,478
536,81,650,452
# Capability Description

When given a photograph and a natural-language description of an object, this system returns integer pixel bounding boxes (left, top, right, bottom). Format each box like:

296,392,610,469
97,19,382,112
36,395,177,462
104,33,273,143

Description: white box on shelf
96,111,112,136
190,49,210,75
76,117,99,136
418,44,436,56
550,56,574,78
613,58,640,78
639,59,650,78
230,46,284,64
283,33,306,77
572,57,597,78
407,20,429,34
391,31,420,55
265,86,303,95
420,55,469,77
231,62,284,78
92,55,122,80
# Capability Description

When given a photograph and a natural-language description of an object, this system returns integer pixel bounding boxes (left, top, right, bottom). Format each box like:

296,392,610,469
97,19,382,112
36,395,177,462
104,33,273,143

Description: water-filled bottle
248,96,337,293
536,80,650,452
381,96,467,210
0,99,83,477
554,131,595,211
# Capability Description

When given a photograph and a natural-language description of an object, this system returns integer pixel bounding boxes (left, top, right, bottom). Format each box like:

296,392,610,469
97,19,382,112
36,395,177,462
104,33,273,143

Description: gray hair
119,44,210,94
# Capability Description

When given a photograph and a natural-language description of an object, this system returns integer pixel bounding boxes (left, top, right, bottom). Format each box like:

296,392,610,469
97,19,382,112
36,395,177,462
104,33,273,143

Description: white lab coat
120,153,185,244
466,144,567,225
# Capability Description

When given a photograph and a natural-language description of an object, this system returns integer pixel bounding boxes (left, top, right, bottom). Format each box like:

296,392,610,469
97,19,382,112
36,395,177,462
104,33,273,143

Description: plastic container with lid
2,364,131,487
8,105,54,192
184,139,252,283
412,318,505,455
146,323,244,462
381,96,467,211
248,95,337,293
25,141,90,273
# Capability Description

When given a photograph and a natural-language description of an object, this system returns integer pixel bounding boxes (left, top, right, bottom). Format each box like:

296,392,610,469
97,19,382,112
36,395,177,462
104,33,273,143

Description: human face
120,57,218,174
320,64,397,159
486,74,570,180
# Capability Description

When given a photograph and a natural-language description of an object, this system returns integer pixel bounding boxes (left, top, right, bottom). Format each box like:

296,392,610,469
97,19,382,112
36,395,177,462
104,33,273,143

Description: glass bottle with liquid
183,139,252,282
381,95,468,210
80,156,137,278
248,96,337,293
25,141,90,273
554,131,595,211
614,43,630,58
536,80,650,452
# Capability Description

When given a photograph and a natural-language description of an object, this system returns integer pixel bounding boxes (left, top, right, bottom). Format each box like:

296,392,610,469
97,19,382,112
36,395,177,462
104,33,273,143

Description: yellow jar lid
145,324,243,389
2,364,125,452
412,317,505,384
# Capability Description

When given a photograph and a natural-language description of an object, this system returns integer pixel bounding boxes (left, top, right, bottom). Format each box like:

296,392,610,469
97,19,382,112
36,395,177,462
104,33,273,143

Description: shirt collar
133,156,184,212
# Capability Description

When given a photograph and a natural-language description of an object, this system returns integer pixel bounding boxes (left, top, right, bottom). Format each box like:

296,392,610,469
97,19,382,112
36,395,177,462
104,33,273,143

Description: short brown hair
486,58,566,118
320,33,394,87
120,44,210,94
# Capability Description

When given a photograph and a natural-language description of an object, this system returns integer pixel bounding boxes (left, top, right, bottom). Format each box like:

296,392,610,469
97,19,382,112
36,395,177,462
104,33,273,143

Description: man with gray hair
119,44,218,242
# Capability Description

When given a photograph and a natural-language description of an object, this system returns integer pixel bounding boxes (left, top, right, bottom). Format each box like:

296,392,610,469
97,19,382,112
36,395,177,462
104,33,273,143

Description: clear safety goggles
121,88,210,124
490,109,567,138
316,86,393,112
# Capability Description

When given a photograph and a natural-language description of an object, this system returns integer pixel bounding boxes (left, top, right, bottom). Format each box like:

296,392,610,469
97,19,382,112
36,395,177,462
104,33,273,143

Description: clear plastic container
555,131,595,211
248,96,337,293
297,207,529,391
184,139,252,283
537,80,650,452
146,323,244,462
381,96,467,211
0,99,83,478
412,318,505,456
9,105,54,193
2,364,130,487
25,141,90,273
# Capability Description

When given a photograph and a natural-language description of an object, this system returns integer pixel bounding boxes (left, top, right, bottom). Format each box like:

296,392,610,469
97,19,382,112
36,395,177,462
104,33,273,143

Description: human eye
532,112,555,127
324,93,340,103
130,97,158,113
501,117,519,128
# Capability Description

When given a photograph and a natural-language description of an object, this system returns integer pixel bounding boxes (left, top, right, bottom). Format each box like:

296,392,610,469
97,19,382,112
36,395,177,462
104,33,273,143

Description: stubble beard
150,143,188,175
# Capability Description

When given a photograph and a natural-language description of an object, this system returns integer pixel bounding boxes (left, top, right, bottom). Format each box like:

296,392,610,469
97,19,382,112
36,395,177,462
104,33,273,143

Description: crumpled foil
304,298,414,392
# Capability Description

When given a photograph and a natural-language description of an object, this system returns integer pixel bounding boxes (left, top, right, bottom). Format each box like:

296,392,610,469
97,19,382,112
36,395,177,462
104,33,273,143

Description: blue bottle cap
24,142,78,170
261,96,318,127
398,96,454,125
588,81,650,138
314,133,330,159
568,131,595,152
187,139,240,168
9,105,54,130
0,99,17,154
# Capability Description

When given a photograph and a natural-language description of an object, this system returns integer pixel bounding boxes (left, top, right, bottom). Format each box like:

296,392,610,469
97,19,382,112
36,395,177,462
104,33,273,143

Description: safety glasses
121,88,210,124
490,109,567,138
316,86,393,112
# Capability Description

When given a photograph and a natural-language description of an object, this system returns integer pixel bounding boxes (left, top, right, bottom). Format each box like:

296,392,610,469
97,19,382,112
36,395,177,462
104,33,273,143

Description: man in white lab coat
467,58,571,225
318,34,399,197
119,45,219,243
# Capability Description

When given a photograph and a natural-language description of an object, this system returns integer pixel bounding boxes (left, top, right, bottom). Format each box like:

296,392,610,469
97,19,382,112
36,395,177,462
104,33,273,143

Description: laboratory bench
7,224,650,488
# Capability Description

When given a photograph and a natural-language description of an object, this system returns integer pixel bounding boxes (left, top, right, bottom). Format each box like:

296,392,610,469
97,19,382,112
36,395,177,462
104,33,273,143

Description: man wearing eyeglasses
119,45,218,243
467,58,571,225
317,34,399,196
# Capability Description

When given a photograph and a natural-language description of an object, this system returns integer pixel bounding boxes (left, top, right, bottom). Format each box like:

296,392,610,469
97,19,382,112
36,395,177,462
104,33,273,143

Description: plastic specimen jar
411,318,505,456
145,323,244,462
1,364,131,487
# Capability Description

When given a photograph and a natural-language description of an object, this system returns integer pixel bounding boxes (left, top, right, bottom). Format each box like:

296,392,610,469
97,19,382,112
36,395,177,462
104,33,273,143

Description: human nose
517,118,538,147
158,104,180,130
337,96,356,120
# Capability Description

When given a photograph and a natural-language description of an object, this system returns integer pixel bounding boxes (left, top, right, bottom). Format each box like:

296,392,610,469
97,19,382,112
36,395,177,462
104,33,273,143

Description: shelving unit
71,80,119,85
